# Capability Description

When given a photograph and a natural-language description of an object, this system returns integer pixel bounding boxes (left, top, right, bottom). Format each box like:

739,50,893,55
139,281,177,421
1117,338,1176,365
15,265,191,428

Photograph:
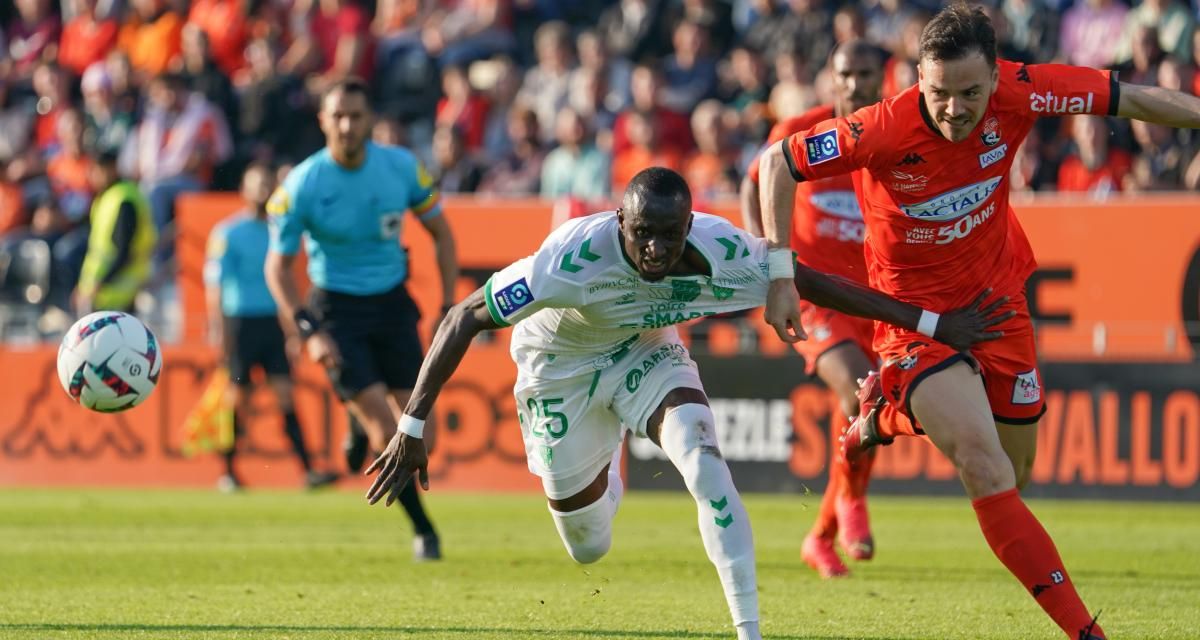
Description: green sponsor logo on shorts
625,369,643,393
541,445,553,469
711,284,734,300
624,344,687,393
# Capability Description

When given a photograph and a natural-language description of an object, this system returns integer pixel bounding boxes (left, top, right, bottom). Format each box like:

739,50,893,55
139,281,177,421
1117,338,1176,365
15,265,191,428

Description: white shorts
513,331,704,500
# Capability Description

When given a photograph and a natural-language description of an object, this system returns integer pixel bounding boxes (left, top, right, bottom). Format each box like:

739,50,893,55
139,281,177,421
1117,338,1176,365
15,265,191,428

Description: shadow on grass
830,563,1200,587
0,623,908,639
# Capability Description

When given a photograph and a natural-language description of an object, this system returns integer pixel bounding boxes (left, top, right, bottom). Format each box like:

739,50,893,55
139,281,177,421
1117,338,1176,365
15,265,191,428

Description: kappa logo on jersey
890,170,930,194
804,129,841,165
981,117,1001,146
1016,64,1031,83
493,278,534,317
809,191,863,219
899,176,1003,222
847,120,864,141
1012,369,1041,405
897,152,926,166
1029,90,1095,114
266,187,290,216
978,144,1008,169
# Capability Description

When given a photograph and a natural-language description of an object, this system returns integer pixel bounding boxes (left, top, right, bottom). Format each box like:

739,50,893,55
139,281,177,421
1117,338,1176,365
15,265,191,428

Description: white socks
607,434,626,514
548,440,627,565
549,495,613,564
548,417,760,639
658,403,760,636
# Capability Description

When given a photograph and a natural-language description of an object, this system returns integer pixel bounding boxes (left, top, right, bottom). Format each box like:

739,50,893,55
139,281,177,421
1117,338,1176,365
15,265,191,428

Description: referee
205,162,339,492
265,79,458,560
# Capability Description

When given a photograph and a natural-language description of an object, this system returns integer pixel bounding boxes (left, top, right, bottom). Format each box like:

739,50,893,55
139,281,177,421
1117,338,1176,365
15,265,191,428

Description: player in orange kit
742,39,894,578
758,4,1200,638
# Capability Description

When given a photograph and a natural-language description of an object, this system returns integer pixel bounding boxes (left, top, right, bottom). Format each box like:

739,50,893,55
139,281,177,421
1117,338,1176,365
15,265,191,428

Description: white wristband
397,414,425,439
917,310,940,338
767,248,795,280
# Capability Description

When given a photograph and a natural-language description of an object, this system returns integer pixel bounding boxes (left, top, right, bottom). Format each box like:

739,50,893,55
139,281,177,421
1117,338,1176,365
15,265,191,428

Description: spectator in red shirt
47,107,95,226
611,64,691,157
117,0,184,80
6,0,60,80
283,0,375,96
186,0,250,76
32,62,71,154
610,109,683,195
1057,116,1132,196
435,65,489,151
59,0,119,78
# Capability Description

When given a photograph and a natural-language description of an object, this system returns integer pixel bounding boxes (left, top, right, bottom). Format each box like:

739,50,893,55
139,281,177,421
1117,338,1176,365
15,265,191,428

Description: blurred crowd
3,0,1200,340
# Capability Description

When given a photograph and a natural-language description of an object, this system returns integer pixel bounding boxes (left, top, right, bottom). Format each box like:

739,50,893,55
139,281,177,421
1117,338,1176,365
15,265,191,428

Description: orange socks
973,489,1105,639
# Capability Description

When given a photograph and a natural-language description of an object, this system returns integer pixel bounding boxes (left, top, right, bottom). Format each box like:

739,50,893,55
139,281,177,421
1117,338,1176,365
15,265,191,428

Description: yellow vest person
76,157,157,313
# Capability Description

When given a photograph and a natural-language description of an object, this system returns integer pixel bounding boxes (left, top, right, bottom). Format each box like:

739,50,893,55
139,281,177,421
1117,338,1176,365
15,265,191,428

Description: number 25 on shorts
523,397,569,438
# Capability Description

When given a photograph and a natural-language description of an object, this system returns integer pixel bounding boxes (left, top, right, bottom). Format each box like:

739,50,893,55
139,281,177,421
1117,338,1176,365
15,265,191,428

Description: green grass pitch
1,488,1197,639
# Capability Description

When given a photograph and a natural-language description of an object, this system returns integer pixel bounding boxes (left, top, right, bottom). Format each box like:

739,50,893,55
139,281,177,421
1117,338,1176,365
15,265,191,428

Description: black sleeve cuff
1108,70,1121,117
780,140,808,184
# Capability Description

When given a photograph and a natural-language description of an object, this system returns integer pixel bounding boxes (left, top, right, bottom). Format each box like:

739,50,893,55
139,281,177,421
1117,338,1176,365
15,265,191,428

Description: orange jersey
781,60,1117,310
750,105,868,285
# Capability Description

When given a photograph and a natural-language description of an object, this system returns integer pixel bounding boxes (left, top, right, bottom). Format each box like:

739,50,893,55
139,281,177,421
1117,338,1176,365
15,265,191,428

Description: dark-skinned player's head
319,77,374,164
917,3,999,142
617,167,693,282
830,39,884,114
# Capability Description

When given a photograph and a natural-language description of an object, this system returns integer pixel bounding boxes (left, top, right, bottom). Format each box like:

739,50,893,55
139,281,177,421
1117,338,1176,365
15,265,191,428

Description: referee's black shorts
308,282,424,401
223,315,290,385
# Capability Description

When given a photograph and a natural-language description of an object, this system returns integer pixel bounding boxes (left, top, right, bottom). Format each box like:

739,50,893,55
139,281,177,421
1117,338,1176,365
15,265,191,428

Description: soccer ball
57,311,163,412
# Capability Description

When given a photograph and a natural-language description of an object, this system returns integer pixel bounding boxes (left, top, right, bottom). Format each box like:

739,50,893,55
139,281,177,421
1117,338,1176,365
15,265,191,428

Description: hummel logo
1031,583,1053,597
897,153,926,166
848,120,864,141
1017,64,1031,83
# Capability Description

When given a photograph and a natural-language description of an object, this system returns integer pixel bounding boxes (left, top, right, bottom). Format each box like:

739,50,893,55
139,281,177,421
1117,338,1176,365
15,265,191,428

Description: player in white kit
364,168,1009,638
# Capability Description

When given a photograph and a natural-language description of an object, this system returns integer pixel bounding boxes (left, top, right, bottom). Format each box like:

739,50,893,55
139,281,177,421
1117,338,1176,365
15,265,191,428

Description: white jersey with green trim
484,211,771,379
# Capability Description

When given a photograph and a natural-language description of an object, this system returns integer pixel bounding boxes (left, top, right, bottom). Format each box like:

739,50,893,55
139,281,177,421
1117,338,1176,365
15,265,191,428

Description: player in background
742,39,891,579
204,162,340,492
264,78,459,561
758,5,1200,638
362,167,1010,640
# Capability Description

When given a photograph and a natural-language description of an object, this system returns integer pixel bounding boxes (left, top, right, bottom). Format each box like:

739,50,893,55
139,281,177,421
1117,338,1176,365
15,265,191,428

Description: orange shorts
875,294,1046,429
793,301,876,375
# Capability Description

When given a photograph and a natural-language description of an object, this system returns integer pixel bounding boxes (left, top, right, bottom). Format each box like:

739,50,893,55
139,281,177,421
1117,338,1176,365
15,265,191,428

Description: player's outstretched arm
365,286,499,506
1117,82,1200,129
758,143,806,342
793,264,1016,352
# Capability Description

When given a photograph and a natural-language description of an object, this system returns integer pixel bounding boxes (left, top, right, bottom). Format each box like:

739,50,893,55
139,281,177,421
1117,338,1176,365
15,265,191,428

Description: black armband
294,309,321,340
